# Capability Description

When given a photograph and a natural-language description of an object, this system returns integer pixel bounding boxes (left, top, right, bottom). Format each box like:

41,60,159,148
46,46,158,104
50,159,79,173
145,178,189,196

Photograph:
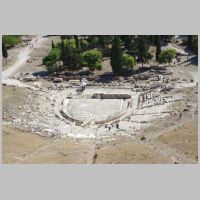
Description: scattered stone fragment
140,136,146,141
53,78,63,83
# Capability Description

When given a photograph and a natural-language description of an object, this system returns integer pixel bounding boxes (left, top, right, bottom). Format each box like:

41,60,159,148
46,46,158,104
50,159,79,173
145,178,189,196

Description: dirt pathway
2,36,47,81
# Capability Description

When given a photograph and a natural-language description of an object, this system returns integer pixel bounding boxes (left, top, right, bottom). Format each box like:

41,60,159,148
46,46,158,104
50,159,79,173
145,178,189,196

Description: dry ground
2,82,197,164
3,117,197,164
2,125,172,164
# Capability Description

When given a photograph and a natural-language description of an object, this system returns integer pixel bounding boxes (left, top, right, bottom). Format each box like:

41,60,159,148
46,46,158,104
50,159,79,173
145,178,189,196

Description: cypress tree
60,39,67,66
74,35,79,49
135,36,149,67
60,38,79,69
2,42,8,65
51,40,55,49
110,36,123,75
155,35,161,61
188,35,192,46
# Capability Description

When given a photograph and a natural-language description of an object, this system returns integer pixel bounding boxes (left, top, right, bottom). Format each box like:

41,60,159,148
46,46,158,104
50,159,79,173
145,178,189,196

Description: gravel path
2,36,47,81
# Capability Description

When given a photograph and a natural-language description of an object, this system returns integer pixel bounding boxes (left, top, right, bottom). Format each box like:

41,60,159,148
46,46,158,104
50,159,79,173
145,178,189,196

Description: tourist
116,123,119,129
80,78,87,92
179,112,182,120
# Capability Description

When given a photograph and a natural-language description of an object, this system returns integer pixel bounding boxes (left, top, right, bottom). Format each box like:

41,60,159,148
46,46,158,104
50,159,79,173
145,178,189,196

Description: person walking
116,123,119,129
179,112,182,120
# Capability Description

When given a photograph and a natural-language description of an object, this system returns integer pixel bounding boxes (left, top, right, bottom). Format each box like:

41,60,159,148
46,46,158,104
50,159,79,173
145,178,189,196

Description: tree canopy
110,36,123,75
80,49,102,71
159,48,176,66
43,47,61,73
41,35,196,75
122,53,136,68
188,35,198,54
60,38,79,68
2,35,21,47
135,36,150,67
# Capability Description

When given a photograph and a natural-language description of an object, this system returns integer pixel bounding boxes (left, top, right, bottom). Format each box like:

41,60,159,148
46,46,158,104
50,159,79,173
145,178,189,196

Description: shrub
80,50,102,70
122,53,136,68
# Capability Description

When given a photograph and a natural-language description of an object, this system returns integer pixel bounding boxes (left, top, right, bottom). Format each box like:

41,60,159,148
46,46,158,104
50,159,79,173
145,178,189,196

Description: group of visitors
29,37,38,50
105,123,119,131
29,44,34,49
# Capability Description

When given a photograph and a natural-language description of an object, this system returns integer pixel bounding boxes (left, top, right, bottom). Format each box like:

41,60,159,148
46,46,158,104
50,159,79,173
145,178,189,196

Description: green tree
191,35,198,54
188,35,192,46
135,36,150,67
60,38,79,69
159,48,176,66
122,53,136,68
60,35,73,40
80,39,89,51
43,48,61,73
155,35,161,61
2,42,8,65
97,35,113,56
52,40,55,49
120,35,136,55
110,36,123,75
74,35,80,49
188,35,198,54
88,36,99,49
80,49,102,70
2,35,20,47
98,35,107,50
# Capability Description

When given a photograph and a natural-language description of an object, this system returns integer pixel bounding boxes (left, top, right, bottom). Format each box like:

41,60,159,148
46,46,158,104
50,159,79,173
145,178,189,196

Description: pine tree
120,35,135,53
110,36,123,75
98,36,106,50
2,42,8,65
97,35,112,56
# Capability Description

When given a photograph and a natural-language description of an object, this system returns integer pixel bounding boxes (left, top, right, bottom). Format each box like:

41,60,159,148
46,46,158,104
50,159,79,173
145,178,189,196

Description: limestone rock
53,78,63,83
118,77,124,82
24,75,37,82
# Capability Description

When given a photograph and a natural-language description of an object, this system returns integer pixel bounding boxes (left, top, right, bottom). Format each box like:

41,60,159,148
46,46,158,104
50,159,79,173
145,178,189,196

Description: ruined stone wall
92,93,131,99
